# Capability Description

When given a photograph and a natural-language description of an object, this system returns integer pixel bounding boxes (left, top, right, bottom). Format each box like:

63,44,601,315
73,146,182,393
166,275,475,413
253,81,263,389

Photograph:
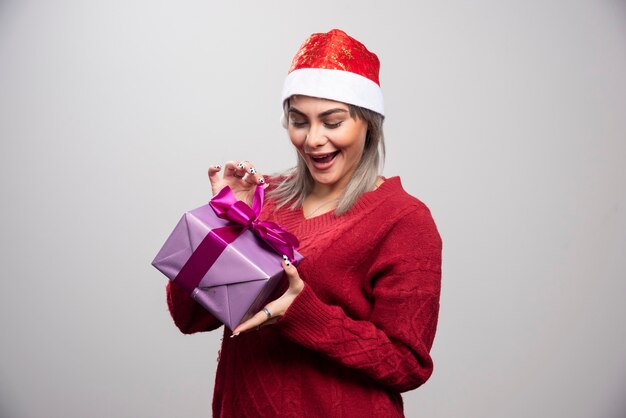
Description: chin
309,170,338,184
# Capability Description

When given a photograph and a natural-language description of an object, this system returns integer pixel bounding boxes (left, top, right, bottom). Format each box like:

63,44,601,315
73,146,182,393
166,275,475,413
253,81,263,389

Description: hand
231,256,304,336
208,160,266,206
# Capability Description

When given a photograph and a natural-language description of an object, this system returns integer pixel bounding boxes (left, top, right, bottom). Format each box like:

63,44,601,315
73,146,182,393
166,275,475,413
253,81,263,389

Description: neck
310,185,343,201
310,174,352,201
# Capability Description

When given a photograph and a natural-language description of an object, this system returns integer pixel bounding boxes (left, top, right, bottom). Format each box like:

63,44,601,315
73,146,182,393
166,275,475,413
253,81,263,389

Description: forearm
276,282,437,392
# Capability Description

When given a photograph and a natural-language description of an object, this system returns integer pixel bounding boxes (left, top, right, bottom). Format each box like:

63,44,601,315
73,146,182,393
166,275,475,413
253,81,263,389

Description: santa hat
281,29,384,126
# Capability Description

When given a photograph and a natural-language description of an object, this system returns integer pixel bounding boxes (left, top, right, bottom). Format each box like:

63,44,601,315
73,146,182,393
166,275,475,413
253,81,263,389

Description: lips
307,151,339,171
310,151,339,164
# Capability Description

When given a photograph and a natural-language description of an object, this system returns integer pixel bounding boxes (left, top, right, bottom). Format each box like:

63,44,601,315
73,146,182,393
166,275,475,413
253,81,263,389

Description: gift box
152,185,302,331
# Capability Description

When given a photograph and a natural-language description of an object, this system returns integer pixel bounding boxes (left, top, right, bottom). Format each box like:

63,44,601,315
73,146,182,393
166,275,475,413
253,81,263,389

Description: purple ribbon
209,185,299,262
174,185,299,295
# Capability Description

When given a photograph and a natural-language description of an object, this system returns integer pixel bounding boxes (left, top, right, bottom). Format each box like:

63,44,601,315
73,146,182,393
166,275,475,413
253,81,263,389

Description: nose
304,123,328,149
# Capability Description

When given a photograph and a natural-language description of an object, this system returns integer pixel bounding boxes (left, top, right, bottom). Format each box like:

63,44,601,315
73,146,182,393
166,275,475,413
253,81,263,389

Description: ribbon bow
173,185,300,295
209,185,299,262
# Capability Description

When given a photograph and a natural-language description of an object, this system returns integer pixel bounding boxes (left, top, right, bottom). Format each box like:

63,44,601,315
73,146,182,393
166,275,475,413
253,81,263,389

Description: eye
290,119,308,128
324,121,342,129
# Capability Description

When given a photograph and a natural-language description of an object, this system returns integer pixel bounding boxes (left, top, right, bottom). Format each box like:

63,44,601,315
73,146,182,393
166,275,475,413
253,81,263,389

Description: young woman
166,29,442,417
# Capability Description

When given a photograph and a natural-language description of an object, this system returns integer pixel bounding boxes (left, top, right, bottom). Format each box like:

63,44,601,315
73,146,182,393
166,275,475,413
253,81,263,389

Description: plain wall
1,1,625,417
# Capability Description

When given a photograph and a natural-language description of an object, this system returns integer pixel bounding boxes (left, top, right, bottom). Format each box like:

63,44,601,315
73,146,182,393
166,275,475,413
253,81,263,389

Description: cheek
289,129,306,148
335,130,367,153
334,122,367,149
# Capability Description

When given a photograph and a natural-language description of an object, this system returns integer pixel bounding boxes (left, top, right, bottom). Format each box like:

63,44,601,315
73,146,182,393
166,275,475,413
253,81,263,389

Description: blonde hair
268,98,385,216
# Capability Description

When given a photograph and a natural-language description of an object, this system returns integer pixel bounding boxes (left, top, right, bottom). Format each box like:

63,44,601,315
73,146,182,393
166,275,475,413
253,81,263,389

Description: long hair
268,98,385,217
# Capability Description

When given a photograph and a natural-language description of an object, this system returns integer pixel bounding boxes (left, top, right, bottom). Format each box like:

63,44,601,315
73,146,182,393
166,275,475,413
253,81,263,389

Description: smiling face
287,95,368,193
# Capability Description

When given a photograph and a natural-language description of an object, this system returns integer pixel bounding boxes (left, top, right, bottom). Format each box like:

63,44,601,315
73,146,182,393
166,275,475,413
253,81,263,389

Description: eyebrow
288,107,349,118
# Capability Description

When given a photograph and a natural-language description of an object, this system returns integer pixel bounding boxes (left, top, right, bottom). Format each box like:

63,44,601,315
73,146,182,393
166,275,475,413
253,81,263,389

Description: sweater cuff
277,283,338,345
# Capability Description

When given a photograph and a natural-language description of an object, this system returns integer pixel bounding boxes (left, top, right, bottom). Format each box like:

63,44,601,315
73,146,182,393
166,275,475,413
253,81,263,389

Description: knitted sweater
166,176,442,417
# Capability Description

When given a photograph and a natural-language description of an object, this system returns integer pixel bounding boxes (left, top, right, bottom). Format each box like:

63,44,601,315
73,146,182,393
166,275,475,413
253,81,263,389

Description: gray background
1,1,625,417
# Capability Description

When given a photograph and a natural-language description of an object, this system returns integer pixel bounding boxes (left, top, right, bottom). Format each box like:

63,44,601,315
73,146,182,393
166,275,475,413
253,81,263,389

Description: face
287,95,368,192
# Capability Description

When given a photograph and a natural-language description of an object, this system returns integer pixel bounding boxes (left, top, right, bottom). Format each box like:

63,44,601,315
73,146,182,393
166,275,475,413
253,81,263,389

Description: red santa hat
281,29,384,126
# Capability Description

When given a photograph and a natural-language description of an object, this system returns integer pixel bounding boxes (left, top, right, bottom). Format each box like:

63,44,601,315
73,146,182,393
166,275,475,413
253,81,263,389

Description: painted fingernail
282,255,291,266
237,163,244,169
249,168,256,174
258,177,265,184
214,164,222,170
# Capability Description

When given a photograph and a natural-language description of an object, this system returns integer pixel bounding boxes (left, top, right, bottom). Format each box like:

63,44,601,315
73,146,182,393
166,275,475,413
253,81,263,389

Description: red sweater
166,176,442,417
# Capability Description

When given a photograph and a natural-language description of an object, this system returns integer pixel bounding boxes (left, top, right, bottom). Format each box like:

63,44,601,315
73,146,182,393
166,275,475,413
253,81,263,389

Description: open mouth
310,151,339,164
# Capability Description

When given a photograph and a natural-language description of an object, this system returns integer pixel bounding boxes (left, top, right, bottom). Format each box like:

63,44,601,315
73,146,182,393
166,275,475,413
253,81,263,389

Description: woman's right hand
208,160,266,206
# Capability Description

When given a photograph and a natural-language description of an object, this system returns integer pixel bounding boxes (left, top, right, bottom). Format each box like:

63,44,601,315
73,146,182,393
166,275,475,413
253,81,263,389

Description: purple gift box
152,186,302,331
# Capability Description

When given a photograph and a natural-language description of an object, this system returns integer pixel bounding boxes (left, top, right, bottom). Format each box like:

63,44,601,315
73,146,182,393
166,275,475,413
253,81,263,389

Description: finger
238,161,263,186
282,255,305,293
231,317,279,338
208,164,222,193
235,161,249,181
263,316,280,326
224,160,246,180
231,309,271,336
282,255,298,279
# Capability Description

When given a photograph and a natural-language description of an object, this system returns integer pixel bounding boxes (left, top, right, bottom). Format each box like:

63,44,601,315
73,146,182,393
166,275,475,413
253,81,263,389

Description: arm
166,281,222,334
277,209,442,392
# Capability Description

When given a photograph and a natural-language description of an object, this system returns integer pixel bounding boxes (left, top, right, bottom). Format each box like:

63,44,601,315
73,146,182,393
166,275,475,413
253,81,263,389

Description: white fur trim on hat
281,68,384,128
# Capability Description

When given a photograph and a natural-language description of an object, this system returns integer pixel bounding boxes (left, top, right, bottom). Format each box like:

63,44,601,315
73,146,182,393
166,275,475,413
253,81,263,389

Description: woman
166,29,442,417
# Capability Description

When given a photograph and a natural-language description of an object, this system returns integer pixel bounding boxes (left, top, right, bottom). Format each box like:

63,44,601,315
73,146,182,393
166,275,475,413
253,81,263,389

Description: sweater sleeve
166,281,223,334
276,208,442,392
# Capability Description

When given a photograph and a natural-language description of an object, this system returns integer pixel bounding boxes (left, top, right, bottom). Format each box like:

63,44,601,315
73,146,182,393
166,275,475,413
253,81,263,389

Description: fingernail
214,164,222,170
230,332,240,338
282,255,291,267
237,163,244,168
249,168,256,174
258,177,265,184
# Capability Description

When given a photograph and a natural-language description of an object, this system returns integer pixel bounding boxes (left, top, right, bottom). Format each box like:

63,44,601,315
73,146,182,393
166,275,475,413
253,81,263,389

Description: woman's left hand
231,256,304,336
